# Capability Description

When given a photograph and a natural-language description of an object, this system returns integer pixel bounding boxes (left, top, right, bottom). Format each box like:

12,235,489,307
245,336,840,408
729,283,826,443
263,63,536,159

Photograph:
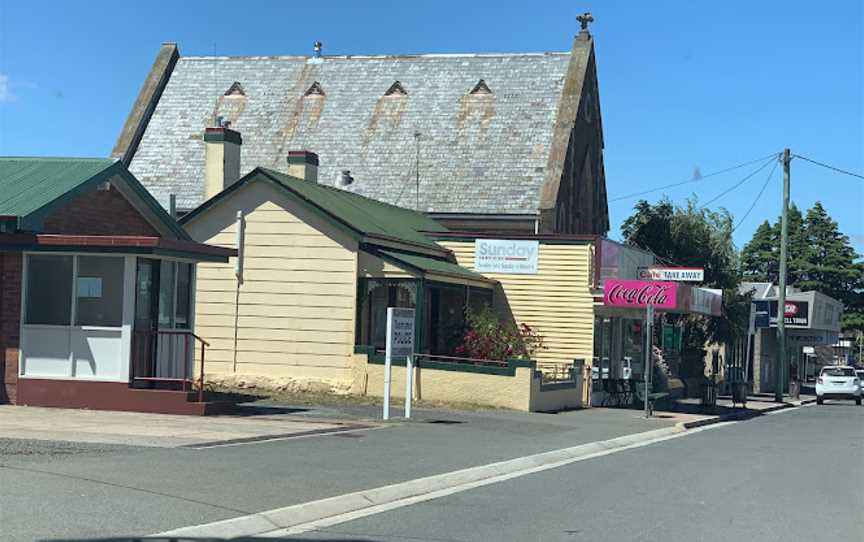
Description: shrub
453,306,545,361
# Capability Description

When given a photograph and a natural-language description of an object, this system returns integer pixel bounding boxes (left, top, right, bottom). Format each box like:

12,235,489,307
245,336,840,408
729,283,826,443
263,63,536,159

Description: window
356,279,417,351
175,263,192,329
76,256,124,326
428,283,467,356
158,260,176,327
25,255,74,325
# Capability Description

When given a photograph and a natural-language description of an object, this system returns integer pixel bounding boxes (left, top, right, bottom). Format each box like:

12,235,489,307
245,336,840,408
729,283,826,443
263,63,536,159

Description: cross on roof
576,12,594,31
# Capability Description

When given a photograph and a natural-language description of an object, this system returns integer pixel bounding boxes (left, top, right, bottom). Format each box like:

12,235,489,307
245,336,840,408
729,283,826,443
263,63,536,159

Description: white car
815,366,862,405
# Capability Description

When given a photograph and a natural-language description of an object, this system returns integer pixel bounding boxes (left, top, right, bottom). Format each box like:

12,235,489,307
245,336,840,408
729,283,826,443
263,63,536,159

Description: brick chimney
204,126,242,199
287,150,319,183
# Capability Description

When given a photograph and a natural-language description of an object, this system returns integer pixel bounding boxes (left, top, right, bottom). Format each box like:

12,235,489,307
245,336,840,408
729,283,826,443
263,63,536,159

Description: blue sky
0,0,861,252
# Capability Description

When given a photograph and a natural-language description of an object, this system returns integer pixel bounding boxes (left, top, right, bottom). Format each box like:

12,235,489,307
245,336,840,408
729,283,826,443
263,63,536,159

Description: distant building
113,25,609,235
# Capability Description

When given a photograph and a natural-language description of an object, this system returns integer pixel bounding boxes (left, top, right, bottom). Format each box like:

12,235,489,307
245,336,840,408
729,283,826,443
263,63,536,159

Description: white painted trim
17,374,128,383
120,255,136,382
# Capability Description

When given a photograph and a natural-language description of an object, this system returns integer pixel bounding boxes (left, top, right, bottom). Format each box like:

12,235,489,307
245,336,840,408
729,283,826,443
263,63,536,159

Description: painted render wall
185,181,360,391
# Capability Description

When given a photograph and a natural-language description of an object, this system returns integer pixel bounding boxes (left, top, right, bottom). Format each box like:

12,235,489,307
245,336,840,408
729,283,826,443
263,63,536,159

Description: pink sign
603,279,679,310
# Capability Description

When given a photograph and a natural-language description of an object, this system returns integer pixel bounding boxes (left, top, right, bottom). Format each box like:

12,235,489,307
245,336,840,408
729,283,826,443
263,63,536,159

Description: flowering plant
453,306,545,361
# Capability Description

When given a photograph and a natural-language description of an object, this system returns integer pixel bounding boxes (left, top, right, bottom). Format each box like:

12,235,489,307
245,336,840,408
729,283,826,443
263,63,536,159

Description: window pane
158,261,175,328
75,256,125,327
175,263,192,329
25,255,73,325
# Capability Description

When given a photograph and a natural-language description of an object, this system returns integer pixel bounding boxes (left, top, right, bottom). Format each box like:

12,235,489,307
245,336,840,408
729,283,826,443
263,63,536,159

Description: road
287,404,864,542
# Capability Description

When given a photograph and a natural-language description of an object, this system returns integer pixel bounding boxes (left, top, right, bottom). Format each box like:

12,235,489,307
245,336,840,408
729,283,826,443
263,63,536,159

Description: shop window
428,283,468,356
467,287,493,314
75,256,125,326
25,255,73,325
158,260,176,327
356,279,417,351
175,263,192,329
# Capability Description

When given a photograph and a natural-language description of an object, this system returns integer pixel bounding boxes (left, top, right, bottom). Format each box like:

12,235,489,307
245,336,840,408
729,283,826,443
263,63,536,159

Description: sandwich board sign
384,307,415,420
637,267,704,282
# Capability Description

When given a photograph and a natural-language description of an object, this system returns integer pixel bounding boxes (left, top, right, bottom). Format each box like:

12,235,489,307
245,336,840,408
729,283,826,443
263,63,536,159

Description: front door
131,258,160,382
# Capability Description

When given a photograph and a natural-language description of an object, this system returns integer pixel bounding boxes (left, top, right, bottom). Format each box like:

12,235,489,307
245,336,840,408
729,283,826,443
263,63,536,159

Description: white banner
638,267,704,282
474,239,539,274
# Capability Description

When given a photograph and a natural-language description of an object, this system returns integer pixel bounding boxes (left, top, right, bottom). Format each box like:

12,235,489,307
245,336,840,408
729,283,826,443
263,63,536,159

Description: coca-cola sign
603,279,679,310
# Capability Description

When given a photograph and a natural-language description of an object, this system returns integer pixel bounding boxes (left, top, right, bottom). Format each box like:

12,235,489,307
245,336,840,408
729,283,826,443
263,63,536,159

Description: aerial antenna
414,131,421,210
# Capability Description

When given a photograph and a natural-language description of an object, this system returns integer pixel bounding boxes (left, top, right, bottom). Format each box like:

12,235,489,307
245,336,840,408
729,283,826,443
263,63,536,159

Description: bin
732,382,748,407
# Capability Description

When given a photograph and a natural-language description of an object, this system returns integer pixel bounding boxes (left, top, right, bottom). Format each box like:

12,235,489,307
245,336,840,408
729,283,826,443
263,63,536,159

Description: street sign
383,307,415,420
637,267,704,282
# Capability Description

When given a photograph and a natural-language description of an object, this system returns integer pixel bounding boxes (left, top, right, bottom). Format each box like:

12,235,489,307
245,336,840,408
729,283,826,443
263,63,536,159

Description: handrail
412,353,509,367
131,329,208,402
150,329,210,347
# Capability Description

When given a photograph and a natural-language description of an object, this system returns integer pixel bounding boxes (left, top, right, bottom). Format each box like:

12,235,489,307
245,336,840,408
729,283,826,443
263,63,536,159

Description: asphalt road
0,406,676,541
289,404,864,542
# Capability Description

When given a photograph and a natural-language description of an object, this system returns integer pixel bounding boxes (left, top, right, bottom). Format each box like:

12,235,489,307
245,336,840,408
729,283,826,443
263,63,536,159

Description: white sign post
384,307,415,420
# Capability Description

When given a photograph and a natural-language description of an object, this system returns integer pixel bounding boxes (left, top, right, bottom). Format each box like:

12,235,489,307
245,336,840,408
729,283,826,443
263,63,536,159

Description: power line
793,154,864,180
732,159,779,233
701,156,776,208
608,152,780,203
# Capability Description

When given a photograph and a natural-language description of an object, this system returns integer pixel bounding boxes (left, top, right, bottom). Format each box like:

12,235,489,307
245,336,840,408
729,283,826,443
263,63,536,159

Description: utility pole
775,149,791,402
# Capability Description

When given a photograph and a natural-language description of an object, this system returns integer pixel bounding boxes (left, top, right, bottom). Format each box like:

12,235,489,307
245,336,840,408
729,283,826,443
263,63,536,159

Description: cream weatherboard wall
439,240,595,370
184,181,360,390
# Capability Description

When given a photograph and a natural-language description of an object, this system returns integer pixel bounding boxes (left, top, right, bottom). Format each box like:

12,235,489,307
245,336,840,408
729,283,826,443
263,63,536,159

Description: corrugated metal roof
0,157,115,218
182,167,449,251
128,53,571,214
379,250,492,284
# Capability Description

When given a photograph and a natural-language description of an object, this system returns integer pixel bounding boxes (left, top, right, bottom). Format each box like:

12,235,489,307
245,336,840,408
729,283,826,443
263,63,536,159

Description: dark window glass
76,256,124,326
25,255,73,325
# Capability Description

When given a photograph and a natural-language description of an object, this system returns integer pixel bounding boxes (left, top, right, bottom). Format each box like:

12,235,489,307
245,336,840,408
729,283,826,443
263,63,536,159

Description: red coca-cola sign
603,279,679,310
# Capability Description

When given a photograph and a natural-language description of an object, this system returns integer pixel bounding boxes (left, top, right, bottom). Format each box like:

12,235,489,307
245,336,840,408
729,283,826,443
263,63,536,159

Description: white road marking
154,420,738,539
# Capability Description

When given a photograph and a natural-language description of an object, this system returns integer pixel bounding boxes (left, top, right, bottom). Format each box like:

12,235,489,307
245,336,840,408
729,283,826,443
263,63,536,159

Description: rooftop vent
384,81,407,97
224,81,245,96
338,170,354,186
313,41,323,58
304,81,325,96
469,79,492,95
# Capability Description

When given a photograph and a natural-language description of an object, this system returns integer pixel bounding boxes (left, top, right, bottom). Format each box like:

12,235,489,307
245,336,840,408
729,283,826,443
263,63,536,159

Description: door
131,258,160,382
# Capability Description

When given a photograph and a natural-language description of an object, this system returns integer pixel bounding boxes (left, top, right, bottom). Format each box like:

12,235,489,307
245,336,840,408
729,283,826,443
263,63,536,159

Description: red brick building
0,157,233,414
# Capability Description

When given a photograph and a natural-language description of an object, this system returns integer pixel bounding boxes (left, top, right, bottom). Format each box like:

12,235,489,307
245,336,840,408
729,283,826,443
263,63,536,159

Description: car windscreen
822,368,855,377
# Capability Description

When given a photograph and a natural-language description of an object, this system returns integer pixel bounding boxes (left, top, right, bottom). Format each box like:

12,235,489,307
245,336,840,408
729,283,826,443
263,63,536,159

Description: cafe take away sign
637,267,704,282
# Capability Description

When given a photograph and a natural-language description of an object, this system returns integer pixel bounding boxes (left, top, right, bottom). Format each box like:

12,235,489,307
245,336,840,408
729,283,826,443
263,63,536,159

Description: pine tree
799,202,864,330
740,220,777,282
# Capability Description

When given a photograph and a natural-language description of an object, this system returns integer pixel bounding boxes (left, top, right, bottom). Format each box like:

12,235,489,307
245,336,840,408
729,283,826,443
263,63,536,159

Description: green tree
739,201,864,333
621,197,749,347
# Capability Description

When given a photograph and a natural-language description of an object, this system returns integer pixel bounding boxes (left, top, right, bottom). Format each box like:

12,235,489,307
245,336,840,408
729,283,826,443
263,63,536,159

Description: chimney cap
287,150,319,166
204,126,242,145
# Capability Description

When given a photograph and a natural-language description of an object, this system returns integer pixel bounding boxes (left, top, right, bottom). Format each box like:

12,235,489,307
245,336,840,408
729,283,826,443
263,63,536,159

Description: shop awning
376,249,495,288
0,234,235,262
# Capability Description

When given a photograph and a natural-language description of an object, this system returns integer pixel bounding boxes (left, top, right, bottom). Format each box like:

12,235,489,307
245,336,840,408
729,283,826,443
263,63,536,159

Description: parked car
815,366,862,405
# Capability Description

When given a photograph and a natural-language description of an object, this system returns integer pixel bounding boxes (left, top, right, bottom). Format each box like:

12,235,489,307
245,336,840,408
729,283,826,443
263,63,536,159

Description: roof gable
181,167,449,253
0,157,189,239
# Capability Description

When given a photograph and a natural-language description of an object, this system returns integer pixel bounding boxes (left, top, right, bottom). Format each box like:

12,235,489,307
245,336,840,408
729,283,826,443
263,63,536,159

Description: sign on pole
637,267,704,282
384,307,415,420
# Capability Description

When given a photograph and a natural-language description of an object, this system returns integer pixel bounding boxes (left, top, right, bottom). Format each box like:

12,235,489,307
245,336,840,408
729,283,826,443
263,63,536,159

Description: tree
621,197,749,347
739,201,864,333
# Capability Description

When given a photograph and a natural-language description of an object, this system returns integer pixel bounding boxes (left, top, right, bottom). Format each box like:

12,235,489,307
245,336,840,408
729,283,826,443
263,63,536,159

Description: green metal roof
0,157,189,239
0,157,116,217
378,250,493,285
182,167,449,251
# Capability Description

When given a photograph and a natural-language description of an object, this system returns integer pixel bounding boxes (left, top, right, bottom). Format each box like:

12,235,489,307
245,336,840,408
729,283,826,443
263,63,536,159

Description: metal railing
536,362,576,383
411,353,510,368
131,330,210,402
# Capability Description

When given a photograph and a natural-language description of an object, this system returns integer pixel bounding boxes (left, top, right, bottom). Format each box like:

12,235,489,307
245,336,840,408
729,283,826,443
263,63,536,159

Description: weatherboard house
113,25,609,235
0,157,233,414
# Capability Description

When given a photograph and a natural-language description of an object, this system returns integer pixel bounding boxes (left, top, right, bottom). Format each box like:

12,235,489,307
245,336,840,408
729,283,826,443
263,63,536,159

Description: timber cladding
440,240,594,368
185,181,359,385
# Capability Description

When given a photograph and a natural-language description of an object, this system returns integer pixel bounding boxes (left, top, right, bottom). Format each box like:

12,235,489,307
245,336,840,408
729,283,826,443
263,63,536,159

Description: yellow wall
440,240,595,371
357,251,414,278
185,181,360,388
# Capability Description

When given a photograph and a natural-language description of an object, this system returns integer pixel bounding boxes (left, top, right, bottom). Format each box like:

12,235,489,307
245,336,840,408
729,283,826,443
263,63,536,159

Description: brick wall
0,252,22,403
43,186,159,237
